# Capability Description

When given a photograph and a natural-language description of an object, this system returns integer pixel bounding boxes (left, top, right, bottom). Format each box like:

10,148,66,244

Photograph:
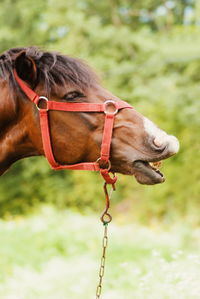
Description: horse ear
15,51,37,87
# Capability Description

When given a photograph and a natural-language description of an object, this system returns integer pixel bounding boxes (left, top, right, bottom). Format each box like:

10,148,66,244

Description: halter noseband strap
13,69,133,185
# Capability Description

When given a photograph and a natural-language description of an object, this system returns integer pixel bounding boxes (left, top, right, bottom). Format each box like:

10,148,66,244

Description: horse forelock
0,46,99,97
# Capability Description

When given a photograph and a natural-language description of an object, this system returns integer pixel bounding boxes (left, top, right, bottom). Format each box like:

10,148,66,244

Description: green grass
0,206,200,299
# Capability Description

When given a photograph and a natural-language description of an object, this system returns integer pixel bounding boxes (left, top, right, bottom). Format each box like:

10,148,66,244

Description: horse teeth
149,161,162,170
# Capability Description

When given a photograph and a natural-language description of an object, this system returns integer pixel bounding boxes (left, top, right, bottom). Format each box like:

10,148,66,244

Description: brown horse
0,47,179,185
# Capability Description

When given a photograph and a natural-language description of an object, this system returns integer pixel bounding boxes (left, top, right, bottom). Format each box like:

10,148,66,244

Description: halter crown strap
13,69,133,185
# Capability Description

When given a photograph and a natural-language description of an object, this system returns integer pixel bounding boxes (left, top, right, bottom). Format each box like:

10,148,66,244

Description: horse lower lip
132,160,165,185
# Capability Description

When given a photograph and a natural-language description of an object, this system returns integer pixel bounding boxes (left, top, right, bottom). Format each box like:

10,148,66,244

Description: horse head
0,47,179,184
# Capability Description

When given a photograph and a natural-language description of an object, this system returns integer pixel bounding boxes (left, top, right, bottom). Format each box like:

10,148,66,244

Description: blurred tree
0,0,48,52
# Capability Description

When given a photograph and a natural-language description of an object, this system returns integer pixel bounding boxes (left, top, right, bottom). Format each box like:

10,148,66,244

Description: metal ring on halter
36,96,49,111
104,100,118,115
96,158,111,171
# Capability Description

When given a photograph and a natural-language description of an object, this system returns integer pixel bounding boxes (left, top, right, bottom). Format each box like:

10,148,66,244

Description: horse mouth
132,160,165,185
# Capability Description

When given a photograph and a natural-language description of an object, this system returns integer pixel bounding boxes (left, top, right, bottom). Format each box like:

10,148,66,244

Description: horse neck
0,101,42,175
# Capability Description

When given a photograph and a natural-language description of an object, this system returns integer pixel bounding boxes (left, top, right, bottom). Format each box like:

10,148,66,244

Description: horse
0,47,179,185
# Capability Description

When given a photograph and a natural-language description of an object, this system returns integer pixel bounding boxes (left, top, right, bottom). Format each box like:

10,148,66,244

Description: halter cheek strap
13,69,133,185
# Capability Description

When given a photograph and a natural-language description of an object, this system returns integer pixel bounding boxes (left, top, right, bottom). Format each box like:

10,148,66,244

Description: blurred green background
0,1,199,298
0,0,199,224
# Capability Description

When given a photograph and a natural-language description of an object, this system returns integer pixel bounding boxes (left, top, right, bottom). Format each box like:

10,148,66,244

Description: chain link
96,223,109,299
96,182,115,299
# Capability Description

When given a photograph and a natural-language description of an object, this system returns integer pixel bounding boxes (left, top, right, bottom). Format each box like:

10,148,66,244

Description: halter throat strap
13,69,133,185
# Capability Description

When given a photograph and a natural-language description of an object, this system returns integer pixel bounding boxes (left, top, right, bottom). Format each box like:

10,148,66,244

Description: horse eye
64,91,84,100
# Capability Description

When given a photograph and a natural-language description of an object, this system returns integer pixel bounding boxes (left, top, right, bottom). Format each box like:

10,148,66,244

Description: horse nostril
153,137,165,148
150,136,167,152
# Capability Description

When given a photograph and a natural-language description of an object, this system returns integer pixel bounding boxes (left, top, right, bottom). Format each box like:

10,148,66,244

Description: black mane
0,47,99,95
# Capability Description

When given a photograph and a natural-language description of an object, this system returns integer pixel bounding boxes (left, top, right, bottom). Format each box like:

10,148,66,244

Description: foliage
1,208,200,298
0,0,199,224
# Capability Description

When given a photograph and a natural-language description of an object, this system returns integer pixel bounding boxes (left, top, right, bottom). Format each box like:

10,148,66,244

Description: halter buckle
36,96,49,111
104,100,118,115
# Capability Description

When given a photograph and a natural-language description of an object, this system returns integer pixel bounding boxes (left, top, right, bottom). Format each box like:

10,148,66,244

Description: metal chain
96,223,109,298
96,182,115,299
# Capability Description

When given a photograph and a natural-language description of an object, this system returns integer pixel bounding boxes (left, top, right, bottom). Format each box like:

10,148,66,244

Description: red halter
13,69,133,185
